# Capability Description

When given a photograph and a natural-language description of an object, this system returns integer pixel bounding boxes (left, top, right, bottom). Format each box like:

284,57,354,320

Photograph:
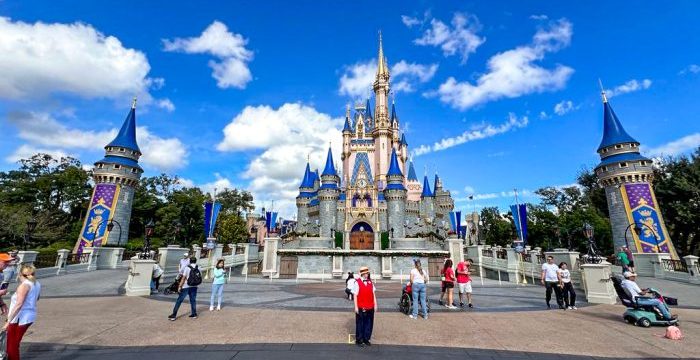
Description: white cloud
553,100,577,115
530,14,549,20
339,59,438,97
605,79,652,98
539,111,549,119
679,64,700,75
6,111,188,171
645,133,700,157
198,173,236,195
0,17,160,102
413,113,529,156
177,178,195,188
432,19,574,110
412,12,485,64
163,21,253,89
216,103,343,217
401,15,421,28
463,186,475,194
156,98,175,112
5,145,71,163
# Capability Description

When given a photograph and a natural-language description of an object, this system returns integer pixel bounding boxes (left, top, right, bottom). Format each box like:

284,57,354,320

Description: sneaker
567,306,573,310
209,306,214,312
363,340,371,346
448,305,458,309
217,305,221,311
189,314,198,319
559,305,565,310
168,314,176,321
355,341,365,347
468,303,473,308
408,315,417,319
547,304,551,309
460,302,464,308
571,306,577,310
438,300,444,306
423,315,428,320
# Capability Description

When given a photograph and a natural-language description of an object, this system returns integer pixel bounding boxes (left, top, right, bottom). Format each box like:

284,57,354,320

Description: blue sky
1,1,699,217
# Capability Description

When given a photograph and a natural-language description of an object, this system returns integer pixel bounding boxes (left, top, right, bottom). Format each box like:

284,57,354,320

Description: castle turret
384,149,407,238
296,162,315,234
319,147,340,238
75,98,143,253
372,32,392,186
594,91,677,257
420,174,435,221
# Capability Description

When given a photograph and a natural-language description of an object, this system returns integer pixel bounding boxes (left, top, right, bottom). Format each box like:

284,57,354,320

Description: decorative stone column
56,249,70,275
83,247,100,271
465,245,483,265
125,259,155,296
447,238,464,268
580,262,617,304
158,246,188,274
242,243,259,275
333,255,344,278
634,252,671,277
683,255,699,284
192,245,202,260
262,237,279,278
93,247,124,269
16,250,39,267
505,248,521,284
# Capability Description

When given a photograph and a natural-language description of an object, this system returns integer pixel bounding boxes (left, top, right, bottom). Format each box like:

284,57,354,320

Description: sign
206,237,216,250
515,245,524,253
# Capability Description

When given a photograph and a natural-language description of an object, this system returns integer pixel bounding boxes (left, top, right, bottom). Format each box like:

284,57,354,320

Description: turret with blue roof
365,98,373,120
421,175,434,198
384,148,405,191
407,160,418,182
595,90,650,169
390,101,398,123
400,133,407,147
320,146,339,189
95,98,143,173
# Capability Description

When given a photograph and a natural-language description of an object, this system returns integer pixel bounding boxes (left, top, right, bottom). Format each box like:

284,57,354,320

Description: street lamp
142,219,155,259
390,227,394,238
624,222,660,253
23,217,38,250
582,222,601,263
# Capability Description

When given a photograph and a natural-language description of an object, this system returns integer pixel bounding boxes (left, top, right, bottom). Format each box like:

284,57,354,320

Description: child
558,262,576,310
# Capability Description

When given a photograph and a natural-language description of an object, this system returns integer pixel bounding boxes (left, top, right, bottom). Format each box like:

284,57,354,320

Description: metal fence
33,253,59,268
661,259,688,273
522,253,544,264
482,249,493,257
495,249,507,260
66,253,90,265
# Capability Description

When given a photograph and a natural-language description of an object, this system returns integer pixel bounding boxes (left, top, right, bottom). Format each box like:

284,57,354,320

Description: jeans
545,281,563,307
561,282,576,307
210,283,224,308
411,282,428,318
150,276,161,291
637,297,672,319
355,309,374,343
172,287,198,316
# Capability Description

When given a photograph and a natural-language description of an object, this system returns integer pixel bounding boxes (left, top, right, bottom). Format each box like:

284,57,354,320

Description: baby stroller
398,282,430,315
611,275,679,327
162,275,182,295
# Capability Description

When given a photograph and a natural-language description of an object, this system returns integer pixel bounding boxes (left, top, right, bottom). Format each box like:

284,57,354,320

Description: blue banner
265,211,278,233
204,202,222,238
448,211,457,232
456,210,462,238
510,204,528,246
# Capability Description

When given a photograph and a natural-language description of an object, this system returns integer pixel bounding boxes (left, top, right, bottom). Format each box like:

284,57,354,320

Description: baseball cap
0,253,13,262
183,252,189,257
623,271,637,278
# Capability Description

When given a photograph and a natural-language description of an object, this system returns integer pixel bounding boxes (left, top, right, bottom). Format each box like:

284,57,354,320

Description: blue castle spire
400,133,407,146
421,175,434,197
407,160,418,181
597,95,639,151
387,148,403,177
390,101,397,122
106,98,141,153
365,98,372,119
321,147,337,176
343,115,353,133
433,174,441,191
299,162,314,188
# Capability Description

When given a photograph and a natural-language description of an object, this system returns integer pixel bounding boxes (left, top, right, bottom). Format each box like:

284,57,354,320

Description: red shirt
456,261,471,283
444,267,455,283
356,279,375,310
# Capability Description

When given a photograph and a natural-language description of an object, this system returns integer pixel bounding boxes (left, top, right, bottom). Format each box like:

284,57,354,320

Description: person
345,272,355,300
541,256,563,309
179,252,190,274
168,257,201,321
0,253,15,316
456,259,473,308
438,258,448,306
210,259,226,311
409,259,429,319
617,247,630,272
2,251,18,288
151,263,164,293
624,246,636,273
442,259,457,309
557,262,576,310
350,266,377,347
4,264,41,360
621,271,676,320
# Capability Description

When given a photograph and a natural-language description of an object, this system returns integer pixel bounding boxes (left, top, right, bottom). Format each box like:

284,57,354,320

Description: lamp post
624,222,660,253
583,222,601,263
470,226,477,246
142,219,155,259
171,220,182,246
23,217,38,251
96,219,122,246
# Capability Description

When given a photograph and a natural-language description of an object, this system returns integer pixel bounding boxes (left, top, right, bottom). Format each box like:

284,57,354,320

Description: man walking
541,256,563,309
351,266,377,347
0,253,14,315
456,259,473,308
168,257,201,321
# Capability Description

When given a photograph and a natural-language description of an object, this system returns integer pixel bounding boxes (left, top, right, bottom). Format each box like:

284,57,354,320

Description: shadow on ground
23,342,691,360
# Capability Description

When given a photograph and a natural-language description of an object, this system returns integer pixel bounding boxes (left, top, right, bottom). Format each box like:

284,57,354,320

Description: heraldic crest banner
621,183,677,257
75,183,121,254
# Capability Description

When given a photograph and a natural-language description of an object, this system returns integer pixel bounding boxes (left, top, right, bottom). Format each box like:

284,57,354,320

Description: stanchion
497,269,502,286
479,264,484,286
531,267,535,284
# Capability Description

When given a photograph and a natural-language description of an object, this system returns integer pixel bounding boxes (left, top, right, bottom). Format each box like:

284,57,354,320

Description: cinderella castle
294,35,455,250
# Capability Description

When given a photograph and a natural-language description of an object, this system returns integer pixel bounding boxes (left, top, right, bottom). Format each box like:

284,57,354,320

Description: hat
623,271,637,278
0,253,13,262
359,266,369,274
183,252,190,257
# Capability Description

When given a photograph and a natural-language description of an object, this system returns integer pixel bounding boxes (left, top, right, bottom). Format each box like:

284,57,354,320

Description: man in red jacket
351,266,377,347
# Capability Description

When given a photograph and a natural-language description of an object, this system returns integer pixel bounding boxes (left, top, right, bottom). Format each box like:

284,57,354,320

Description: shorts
458,282,472,294
444,281,454,289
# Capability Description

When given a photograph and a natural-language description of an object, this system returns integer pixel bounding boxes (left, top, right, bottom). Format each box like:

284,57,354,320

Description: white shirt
542,263,559,282
410,268,428,284
181,265,197,289
350,277,376,296
179,258,190,274
152,264,164,278
9,280,41,325
558,269,571,283
621,279,643,300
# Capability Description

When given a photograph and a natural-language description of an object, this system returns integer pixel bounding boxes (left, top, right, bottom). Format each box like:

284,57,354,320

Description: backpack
187,265,202,287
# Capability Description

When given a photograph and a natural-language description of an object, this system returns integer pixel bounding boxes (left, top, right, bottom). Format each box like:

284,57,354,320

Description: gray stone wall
296,204,308,234
319,197,337,238
605,186,631,251
392,256,428,279
336,206,345,232
420,197,435,221
297,255,333,275
343,256,381,275
108,185,135,245
387,195,406,238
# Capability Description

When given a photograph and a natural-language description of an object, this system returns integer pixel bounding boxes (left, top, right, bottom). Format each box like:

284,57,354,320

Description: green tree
479,207,513,246
217,213,249,243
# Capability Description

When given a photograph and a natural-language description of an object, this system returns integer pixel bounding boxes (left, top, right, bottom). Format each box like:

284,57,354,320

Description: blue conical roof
391,102,397,122
321,147,337,176
106,106,140,153
433,174,440,191
299,162,314,188
407,161,418,181
400,133,407,146
365,98,372,119
343,115,352,132
598,101,638,151
387,148,403,177
421,175,433,197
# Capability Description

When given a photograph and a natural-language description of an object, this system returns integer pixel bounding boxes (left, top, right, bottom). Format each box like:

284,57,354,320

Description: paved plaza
14,269,700,359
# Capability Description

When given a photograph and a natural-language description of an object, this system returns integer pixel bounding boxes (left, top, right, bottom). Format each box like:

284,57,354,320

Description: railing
482,249,493,257
495,249,507,260
235,245,245,255
33,253,59,268
66,253,90,265
578,254,603,265
122,251,138,261
200,249,211,259
222,245,233,256
522,253,544,264
661,259,688,273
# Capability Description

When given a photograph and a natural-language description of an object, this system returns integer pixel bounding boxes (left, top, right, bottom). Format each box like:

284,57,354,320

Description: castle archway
350,221,374,250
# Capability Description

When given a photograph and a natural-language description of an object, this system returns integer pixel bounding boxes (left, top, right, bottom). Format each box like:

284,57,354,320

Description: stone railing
23,247,125,279
652,255,699,285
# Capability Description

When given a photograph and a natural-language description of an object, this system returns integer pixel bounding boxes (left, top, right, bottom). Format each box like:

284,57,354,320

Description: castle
294,35,455,249
75,99,142,253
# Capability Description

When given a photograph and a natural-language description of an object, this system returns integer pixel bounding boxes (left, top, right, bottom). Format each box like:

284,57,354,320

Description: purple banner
623,183,670,253
75,183,120,254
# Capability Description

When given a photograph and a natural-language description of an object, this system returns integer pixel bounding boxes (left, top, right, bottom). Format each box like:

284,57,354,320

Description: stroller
162,275,182,295
398,282,431,315
611,275,679,327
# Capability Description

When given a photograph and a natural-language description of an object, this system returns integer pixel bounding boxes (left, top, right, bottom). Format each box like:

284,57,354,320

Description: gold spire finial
131,96,137,109
598,79,608,103
377,30,388,77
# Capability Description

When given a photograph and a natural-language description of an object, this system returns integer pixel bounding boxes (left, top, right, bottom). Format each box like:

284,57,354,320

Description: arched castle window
364,194,372,208
114,164,121,169
352,194,360,207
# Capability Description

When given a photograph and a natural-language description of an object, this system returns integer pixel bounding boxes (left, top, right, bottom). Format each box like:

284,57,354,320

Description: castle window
114,164,121,169
131,168,137,173
619,162,628,168
119,147,125,152
614,144,623,149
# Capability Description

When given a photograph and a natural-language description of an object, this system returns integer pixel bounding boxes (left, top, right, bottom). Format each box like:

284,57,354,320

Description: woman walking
558,262,577,310
442,259,457,309
4,264,41,360
210,259,226,311
409,259,429,319
345,272,355,300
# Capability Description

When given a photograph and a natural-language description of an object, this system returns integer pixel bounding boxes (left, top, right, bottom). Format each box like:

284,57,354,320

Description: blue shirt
212,268,226,285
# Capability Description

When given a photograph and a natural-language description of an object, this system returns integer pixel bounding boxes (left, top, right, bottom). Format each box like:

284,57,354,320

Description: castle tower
318,147,340,238
433,173,453,219
296,162,314,234
75,99,143,253
384,148,407,238
594,91,678,257
373,32,392,186
406,160,422,201
420,175,435,221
